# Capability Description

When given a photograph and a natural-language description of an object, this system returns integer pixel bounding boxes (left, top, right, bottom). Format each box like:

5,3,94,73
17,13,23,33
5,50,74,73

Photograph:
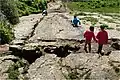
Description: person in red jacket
84,26,97,53
96,25,108,54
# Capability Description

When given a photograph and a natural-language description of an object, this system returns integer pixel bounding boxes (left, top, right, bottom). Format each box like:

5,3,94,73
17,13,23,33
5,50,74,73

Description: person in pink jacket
96,25,108,54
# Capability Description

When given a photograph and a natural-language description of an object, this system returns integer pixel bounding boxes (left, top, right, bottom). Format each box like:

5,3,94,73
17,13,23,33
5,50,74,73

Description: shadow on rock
111,41,120,50
9,45,42,64
44,45,80,57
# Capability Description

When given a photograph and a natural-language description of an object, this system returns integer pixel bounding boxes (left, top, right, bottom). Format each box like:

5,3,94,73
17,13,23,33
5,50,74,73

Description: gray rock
9,45,22,52
29,14,84,41
9,45,23,57
116,27,120,31
116,24,120,27
61,53,119,80
26,52,120,80
0,56,15,79
27,54,66,80
18,67,24,74
1,55,19,61
111,41,120,50
11,40,25,45
14,14,43,40
109,51,120,62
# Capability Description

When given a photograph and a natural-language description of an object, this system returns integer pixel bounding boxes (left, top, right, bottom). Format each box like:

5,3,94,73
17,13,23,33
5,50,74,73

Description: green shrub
68,72,78,79
16,0,43,16
7,63,20,80
0,0,19,24
67,0,120,13
0,21,14,44
101,24,109,28
100,24,114,29
8,70,20,80
7,60,25,80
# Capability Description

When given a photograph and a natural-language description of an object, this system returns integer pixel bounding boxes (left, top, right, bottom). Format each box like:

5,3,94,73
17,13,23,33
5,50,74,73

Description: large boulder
27,54,66,80
29,14,84,41
109,51,120,62
27,52,120,80
61,53,119,80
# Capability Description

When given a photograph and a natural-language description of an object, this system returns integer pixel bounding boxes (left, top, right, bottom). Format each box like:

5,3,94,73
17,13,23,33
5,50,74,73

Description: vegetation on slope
16,0,48,16
0,21,14,44
0,0,19,44
67,0,120,13
0,0,19,24
0,0,48,44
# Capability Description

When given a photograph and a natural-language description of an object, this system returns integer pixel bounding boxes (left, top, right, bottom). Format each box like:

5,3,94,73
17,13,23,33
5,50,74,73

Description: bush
16,0,42,16
7,60,25,80
0,21,14,44
0,0,19,25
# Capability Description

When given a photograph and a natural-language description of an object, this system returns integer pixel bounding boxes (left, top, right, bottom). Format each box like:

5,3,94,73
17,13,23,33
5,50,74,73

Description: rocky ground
0,0,120,80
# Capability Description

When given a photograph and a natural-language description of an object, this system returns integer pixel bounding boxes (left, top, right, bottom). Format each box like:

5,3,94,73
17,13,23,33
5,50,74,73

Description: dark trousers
84,41,91,53
98,44,103,54
72,24,78,27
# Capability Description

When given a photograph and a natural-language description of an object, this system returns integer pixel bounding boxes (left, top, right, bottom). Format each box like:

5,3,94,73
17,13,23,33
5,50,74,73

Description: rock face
12,1,120,80
27,54,66,80
0,55,18,80
111,41,120,50
27,51,120,80
62,53,118,80
9,45,42,64
14,14,43,40
29,13,84,41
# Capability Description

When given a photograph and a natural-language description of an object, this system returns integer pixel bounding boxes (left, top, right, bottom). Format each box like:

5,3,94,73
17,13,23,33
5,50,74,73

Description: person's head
89,26,94,32
100,25,105,30
74,15,77,18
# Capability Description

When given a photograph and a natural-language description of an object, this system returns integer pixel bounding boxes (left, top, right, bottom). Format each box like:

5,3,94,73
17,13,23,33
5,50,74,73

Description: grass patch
101,24,114,30
7,60,25,80
106,27,114,30
81,17,98,24
74,12,87,16
67,0,120,13
68,72,78,79
103,18,115,23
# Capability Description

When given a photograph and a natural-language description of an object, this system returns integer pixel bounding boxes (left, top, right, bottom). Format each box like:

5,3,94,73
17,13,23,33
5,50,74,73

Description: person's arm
93,33,97,42
96,32,100,39
106,31,108,44
84,31,87,38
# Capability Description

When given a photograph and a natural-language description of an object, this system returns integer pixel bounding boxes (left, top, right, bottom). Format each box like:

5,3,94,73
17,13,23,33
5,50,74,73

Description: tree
0,0,19,25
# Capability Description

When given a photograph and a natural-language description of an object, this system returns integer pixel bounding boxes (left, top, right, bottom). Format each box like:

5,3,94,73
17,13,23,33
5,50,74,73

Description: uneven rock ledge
9,1,120,79
8,38,120,80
